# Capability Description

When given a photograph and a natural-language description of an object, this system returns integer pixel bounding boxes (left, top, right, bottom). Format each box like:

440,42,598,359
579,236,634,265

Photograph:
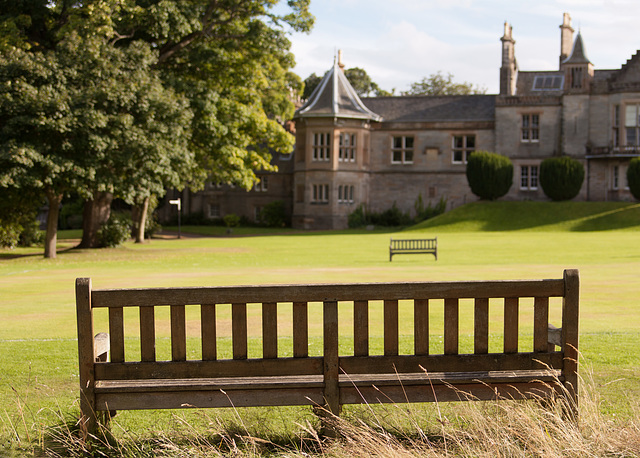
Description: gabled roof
362,95,495,123
295,59,383,121
563,32,591,65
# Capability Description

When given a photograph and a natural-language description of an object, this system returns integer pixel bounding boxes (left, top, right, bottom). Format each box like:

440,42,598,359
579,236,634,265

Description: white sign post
169,198,182,239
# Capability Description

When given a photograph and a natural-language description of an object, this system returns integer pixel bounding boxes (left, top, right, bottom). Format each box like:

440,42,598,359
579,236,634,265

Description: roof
295,60,382,121
563,32,591,65
361,95,495,123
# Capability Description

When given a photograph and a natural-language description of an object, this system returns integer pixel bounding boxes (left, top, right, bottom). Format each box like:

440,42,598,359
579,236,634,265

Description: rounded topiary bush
627,157,640,200
539,156,584,201
465,151,513,200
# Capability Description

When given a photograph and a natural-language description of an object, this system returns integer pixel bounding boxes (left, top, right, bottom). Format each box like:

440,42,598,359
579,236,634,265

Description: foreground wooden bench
76,269,579,435
390,237,437,261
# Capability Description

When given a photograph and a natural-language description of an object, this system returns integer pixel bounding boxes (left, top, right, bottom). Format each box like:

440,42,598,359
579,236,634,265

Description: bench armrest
94,332,110,362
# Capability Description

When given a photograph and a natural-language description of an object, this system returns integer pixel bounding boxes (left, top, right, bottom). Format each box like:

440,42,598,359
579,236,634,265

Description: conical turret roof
563,31,591,64
295,59,382,121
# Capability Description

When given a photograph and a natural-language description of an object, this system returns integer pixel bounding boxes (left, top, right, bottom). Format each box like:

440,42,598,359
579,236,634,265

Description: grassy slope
2,201,640,451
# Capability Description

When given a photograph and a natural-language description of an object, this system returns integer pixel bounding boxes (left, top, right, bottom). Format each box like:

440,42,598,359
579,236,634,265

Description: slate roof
563,32,591,65
361,95,495,123
295,60,382,121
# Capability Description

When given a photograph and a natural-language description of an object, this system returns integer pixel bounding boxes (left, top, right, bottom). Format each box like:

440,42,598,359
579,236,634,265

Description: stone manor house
162,13,640,229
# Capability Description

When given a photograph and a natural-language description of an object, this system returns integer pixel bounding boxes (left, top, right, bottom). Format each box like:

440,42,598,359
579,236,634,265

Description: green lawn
2,201,640,453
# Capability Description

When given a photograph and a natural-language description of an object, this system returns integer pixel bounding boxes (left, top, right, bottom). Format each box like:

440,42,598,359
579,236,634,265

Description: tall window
521,114,540,142
391,136,414,164
625,104,640,146
253,176,268,192
452,135,475,164
613,105,620,148
312,132,331,161
570,67,583,89
520,165,538,190
312,184,329,203
339,133,356,162
338,185,354,204
612,165,619,190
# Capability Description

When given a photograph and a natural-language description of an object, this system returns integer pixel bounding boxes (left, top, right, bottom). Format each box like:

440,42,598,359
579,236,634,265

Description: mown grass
2,201,640,455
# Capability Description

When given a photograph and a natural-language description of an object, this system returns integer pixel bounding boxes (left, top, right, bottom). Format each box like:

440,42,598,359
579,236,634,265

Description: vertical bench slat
232,303,248,360
109,307,125,363
140,306,156,362
444,298,459,355
262,302,278,359
170,305,186,361
293,302,308,358
354,300,369,356
414,299,429,355
323,300,340,415
533,297,549,352
563,269,580,415
201,304,217,361
384,299,399,356
76,278,97,435
474,297,489,354
504,297,519,353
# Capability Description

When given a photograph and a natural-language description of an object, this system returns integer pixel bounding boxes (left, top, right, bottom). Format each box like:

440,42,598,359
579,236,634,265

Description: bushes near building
349,197,446,228
539,156,585,201
465,151,513,200
627,157,640,200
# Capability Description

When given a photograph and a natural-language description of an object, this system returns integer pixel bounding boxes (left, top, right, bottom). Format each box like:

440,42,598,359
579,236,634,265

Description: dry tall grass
31,369,640,457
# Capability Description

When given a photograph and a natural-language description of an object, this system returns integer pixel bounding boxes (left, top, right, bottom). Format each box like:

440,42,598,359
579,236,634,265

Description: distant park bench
389,237,437,261
76,269,579,437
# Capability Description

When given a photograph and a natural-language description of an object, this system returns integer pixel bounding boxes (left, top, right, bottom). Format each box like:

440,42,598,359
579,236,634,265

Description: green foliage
304,67,391,100
539,156,585,201
0,186,42,248
259,200,288,227
348,198,445,228
627,157,640,200
403,71,487,96
18,219,44,247
466,151,513,200
414,194,447,223
97,213,132,248
223,213,240,228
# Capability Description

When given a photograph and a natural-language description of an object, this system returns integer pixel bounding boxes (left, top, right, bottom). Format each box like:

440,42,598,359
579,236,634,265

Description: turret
500,21,518,96
562,31,594,92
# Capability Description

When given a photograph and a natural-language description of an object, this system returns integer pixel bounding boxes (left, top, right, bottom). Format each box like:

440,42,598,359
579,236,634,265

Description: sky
281,0,640,94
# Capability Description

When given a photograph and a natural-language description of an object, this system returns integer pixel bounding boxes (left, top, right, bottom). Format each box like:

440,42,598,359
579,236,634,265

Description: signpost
169,198,181,239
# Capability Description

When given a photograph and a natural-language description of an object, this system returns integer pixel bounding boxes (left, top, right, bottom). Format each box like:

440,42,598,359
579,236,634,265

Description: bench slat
140,306,156,362
109,307,125,363
474,297,489,354
384,300,398,356
504,297,519,353
262,302,278,359
201,304,216,361
354,300,369,357
170,305,186,362
444,298,459,355
414,299,429,355
323,300,340,414
232,303,247,360
534,296,550,352
292,302,308,358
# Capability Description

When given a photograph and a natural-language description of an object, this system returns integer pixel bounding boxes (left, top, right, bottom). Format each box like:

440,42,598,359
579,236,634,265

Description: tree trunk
44,189,62,259
79,191,113,248
134,196,150,244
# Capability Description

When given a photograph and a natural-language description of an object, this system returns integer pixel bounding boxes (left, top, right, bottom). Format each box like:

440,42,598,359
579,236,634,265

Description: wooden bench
390,237,437,261
76,269,579,436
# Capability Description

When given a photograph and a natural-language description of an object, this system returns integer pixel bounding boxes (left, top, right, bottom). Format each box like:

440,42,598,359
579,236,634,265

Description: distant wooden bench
390,237,437,261
76,269,579,437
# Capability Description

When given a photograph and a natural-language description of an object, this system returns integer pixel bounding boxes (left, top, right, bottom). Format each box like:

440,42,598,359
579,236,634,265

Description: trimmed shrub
539,156,585,201
465,151,513,200
98,213,132,247
627,157,640,200
259,200,288,227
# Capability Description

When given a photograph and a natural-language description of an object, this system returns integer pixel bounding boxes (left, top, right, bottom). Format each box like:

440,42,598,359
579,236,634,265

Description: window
521,114,540,142
625,104,640,146
452,135,475,164
312,184,329,203
312,132,331,161
254,206,263,221
339,133,356,162
532,75,564,91
253,176,268,192
391,136,414,164
613,105,620,148
209,204,220,218
570,67,583,89
612,165,619,190
338,185,354,204
520,165,539,190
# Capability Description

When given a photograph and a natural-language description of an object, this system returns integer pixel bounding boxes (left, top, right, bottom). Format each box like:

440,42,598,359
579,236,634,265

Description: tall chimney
337,49,345,71
500,22,517,96
559,13,574,68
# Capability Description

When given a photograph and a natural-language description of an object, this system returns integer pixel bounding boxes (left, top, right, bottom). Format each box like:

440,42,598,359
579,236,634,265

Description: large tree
403,71,487,96
0,0,313,255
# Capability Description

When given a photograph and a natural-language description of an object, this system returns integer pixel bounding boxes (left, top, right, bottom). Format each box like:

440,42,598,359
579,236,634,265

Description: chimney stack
559,13,575,68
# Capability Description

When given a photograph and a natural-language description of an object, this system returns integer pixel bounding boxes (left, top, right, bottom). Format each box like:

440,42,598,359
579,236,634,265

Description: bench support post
76,278,97,438
562,269,580,419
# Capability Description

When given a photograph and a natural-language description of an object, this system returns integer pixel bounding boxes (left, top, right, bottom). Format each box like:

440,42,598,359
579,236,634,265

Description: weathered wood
323,301,340,415
389,237,437,261
262,302,278,359
292,302,308,358
384,300,399,356
201,304,216,361
354,300,369,356
232,303,247,360
504,297,519,353
76,278,97,436
90,279,565,307
170,305,186,362
444,298,459,355
474,297,489,354
534,297,549,352
109,307,125,363
562,269,580,416
414,299,429,356
140,306,155,362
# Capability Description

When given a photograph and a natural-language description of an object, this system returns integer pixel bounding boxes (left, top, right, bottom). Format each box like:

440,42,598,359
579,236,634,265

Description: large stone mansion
162,13,640,229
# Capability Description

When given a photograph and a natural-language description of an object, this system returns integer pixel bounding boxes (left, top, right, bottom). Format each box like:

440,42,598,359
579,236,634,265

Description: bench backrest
390,238,437,250
77,269,579,416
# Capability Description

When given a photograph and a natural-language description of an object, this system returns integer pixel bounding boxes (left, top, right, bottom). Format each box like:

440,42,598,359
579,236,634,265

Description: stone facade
164,13,640,229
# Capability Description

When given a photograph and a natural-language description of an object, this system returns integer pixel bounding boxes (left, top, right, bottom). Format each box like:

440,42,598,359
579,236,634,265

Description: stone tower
500,21,517,96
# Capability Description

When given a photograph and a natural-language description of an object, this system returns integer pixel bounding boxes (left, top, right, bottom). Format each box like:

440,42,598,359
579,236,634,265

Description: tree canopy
403,71,486,96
